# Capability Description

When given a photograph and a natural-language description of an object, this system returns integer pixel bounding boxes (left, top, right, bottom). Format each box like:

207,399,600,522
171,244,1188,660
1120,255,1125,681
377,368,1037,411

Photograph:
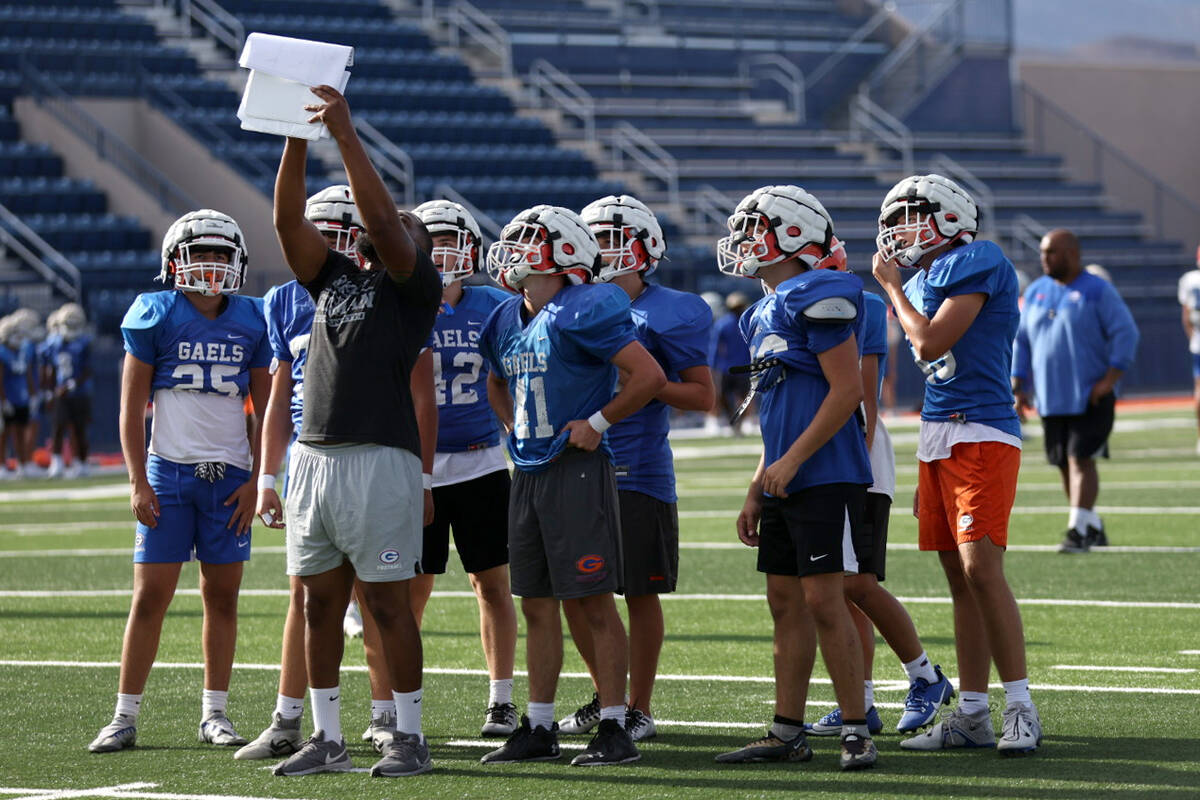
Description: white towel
236,32,354,140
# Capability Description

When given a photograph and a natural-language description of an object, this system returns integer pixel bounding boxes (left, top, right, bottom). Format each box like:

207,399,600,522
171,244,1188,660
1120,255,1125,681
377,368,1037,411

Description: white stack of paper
237,32,354,140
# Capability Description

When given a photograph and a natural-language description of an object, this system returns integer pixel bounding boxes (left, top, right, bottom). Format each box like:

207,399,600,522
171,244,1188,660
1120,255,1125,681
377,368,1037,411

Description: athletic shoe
370,732,433,777
344,602,364,638
714,730,813,763
625,709,657,742
88,714,137,753
234,713,303,760
805,706,883,736
199,710,248,746
897,666,955,732
273,730,353,776
1058,529,1089,553
362,710,397,753
839,732,877,771
997,703,1042,756
900,707,995,750
480,716,561,764
558,692,601,734
1085,526,1108,548
480,702,518,737
570,718,640,766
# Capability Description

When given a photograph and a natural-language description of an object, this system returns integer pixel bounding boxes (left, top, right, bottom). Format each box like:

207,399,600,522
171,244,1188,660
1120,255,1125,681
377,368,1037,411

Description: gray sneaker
362,710,397,753
558,693,601,735
199,710,248,746
998,703,1042,756
901,707,996,750
370,731,433,777
89,714,137,753
273,730,353,776
234,713,303,760
839,733,878,771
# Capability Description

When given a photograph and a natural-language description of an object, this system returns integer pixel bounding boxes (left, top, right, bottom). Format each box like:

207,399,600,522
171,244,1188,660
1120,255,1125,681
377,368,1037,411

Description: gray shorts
285,442,423,582
509,448,623,600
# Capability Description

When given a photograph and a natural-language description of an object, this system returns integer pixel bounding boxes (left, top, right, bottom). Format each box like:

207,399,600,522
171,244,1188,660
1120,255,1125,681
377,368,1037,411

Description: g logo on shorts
379,548,400,565
576,554,605,573
135,532,145,548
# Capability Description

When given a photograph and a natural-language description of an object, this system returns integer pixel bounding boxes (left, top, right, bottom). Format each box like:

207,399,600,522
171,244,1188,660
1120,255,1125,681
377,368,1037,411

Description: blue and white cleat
997,703,1042,756
897,666,955,733
89,714,137,753
804,706,883,736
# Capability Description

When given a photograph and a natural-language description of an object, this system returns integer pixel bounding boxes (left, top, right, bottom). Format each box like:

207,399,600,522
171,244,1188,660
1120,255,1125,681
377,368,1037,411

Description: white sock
527,701,555,731
50,454,62,470
202,689,228,718
1068,506,1082,532
902,651,938,684
1003,678,1032,708
958,691,989,715
310,686,342,741
393,689,423,738
599,704,624,723
371,698,396,720
489,678,513,706
863,680,875,709
115,693,142,720
274,694,304,721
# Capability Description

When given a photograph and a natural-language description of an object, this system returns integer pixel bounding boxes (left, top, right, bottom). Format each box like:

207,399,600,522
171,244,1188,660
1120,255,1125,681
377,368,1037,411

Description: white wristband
257,473,276,491
422,473,433,490
587,410,612,434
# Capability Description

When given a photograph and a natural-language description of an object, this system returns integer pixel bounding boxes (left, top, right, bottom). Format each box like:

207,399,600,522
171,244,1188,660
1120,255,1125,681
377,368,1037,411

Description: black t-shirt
299,248,441,454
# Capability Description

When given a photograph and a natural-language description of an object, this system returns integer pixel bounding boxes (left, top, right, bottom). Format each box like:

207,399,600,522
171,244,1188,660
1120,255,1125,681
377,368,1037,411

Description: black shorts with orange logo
617,489,679,597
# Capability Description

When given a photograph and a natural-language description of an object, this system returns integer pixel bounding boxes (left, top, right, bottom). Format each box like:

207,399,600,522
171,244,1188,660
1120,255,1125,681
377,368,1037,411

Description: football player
0,310,38,479
872,174,1042,755
43,303,92,478
557,195,713,743
477,204,665,767
1179,246,1200,455
710,186,876,772
88,209,271,754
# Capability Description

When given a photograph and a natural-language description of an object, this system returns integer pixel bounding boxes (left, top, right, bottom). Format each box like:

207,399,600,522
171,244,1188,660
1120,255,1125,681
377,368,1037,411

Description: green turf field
1,408,1198,800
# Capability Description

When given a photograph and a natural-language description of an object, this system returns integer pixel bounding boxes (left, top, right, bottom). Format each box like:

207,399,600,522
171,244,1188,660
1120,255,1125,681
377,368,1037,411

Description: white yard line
1051,665,1194,674
0,786,329,800
678,506,1200,519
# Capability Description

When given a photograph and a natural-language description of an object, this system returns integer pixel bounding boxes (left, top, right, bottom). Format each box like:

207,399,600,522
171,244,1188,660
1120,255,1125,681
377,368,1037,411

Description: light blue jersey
264,280,315,435
1013,272,1139,417
480,283,636,472
740,269,872,495
861,291,889,401
902,240,1021,438
609,284,711,503
433,285,511,452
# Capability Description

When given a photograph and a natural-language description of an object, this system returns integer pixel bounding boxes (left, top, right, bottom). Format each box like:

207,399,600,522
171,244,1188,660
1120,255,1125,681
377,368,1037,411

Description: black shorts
508,448,623,600
54,394,91,430
855,492,892,582
421,467,511,575
617,490,678,597
758,483,868,578
2,405,30,426
1042,393,1115,468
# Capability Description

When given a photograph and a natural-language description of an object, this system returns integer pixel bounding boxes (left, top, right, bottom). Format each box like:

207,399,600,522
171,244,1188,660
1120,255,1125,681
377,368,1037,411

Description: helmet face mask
486,205,599,292
877,174,977,267
486,221,553,291
414,199,483,288
581,195,665,283
716,185,836,279
306,185,364,267
161,210,247,296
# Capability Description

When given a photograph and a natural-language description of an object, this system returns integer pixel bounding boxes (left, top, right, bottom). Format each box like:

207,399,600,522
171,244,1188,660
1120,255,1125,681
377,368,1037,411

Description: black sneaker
1058,529,1089,553
570,718,640,766
480,716,560,764
715,730,813,763
1085,526,1108,548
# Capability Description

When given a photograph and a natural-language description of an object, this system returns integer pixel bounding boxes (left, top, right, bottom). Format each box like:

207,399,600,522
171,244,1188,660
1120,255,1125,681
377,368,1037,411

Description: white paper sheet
236,32,354,140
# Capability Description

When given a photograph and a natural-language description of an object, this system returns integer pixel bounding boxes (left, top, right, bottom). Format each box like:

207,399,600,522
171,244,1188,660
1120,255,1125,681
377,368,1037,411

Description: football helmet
812,236,848,271
717,185,836,278
52,303,87,340
877,174,978,267
160,209,247,295
0,315,18,349
485,205,600,291
414,199,482,286
306,185,363,265
580,194,666,282
7,308,43,343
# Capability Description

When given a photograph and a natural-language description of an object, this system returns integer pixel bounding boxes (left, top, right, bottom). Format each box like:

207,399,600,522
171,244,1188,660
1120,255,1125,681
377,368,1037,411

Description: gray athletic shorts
509,448,623,600
285,442,423,582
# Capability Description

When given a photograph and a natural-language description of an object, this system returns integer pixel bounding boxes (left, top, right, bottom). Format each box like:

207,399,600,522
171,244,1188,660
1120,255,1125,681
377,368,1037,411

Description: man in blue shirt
710,292,753,434
1012,229,1139,552
43,303,93,478
478,204,666,767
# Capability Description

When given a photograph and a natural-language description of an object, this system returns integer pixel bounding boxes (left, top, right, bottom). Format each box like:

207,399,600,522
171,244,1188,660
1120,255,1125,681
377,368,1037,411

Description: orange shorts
917,440,1020,551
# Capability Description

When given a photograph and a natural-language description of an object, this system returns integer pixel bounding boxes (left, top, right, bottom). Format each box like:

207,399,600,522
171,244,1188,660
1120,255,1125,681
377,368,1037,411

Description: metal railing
1008,213,1045,267
739,54,805,125
608,122,679,208
159,0,245,53
807,5,892,90
1021,83,1200,246
692,185,736,232
0,202,81,301
849,90,913,175
929,153,993,234
528,60,596,144
860,0,964,119
355,119,416,210
21,61,200,215
442,0,512,78
433,183,503,247
613,0,660,22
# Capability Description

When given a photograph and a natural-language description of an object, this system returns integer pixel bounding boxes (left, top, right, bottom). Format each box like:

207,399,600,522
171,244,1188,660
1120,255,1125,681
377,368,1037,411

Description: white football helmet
580,194,666,282
717,185,837,278
7,308,43,343
485,205,600,292
877,174,978,267
160,209,247,296
0,315,18,349
414,199,482,286
52,303,87,341
306,184,364,263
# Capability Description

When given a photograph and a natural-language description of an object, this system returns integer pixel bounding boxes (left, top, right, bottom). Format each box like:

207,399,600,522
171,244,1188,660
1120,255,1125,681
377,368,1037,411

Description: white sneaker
625,709,657,742
199,710,248,746
76,461,92,478
344,602,364,638
47,456,63,479
901,707,995,750
89,714,137,753
997,703,1042,756
362,710,396,753
233,712,303,760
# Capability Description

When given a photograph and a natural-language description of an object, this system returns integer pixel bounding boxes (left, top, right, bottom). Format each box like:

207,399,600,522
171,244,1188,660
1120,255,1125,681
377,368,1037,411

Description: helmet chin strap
899,244,924,267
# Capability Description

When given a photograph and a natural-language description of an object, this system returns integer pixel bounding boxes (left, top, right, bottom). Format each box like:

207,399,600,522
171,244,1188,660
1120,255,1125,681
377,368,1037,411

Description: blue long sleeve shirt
1012,272,1139,417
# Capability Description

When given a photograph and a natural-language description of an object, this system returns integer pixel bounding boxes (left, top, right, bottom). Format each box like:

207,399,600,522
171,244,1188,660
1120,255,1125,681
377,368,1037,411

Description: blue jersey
740,269,872,495
0,343,31,406
902,241,1021,438
861,291,889,402
609,284,712,503
264,280,315,435
121,291,272,398
44,333,92,397
433,285,511,452
1013,272,1139,417
480,283,636,472
711,311,750,373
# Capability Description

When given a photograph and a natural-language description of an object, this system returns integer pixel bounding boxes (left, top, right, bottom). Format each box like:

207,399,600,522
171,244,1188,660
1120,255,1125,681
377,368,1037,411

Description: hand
423,488,435,527
736,491,763,547
1088,378,1115,405
872,251,903,290
912,487,919,519
256,487,285,529
304,85,354,139
562,419,602,452
223,480,257,535
1013,388,1032,420
0,400,12,417
131,480,160,528
761,454,801,498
